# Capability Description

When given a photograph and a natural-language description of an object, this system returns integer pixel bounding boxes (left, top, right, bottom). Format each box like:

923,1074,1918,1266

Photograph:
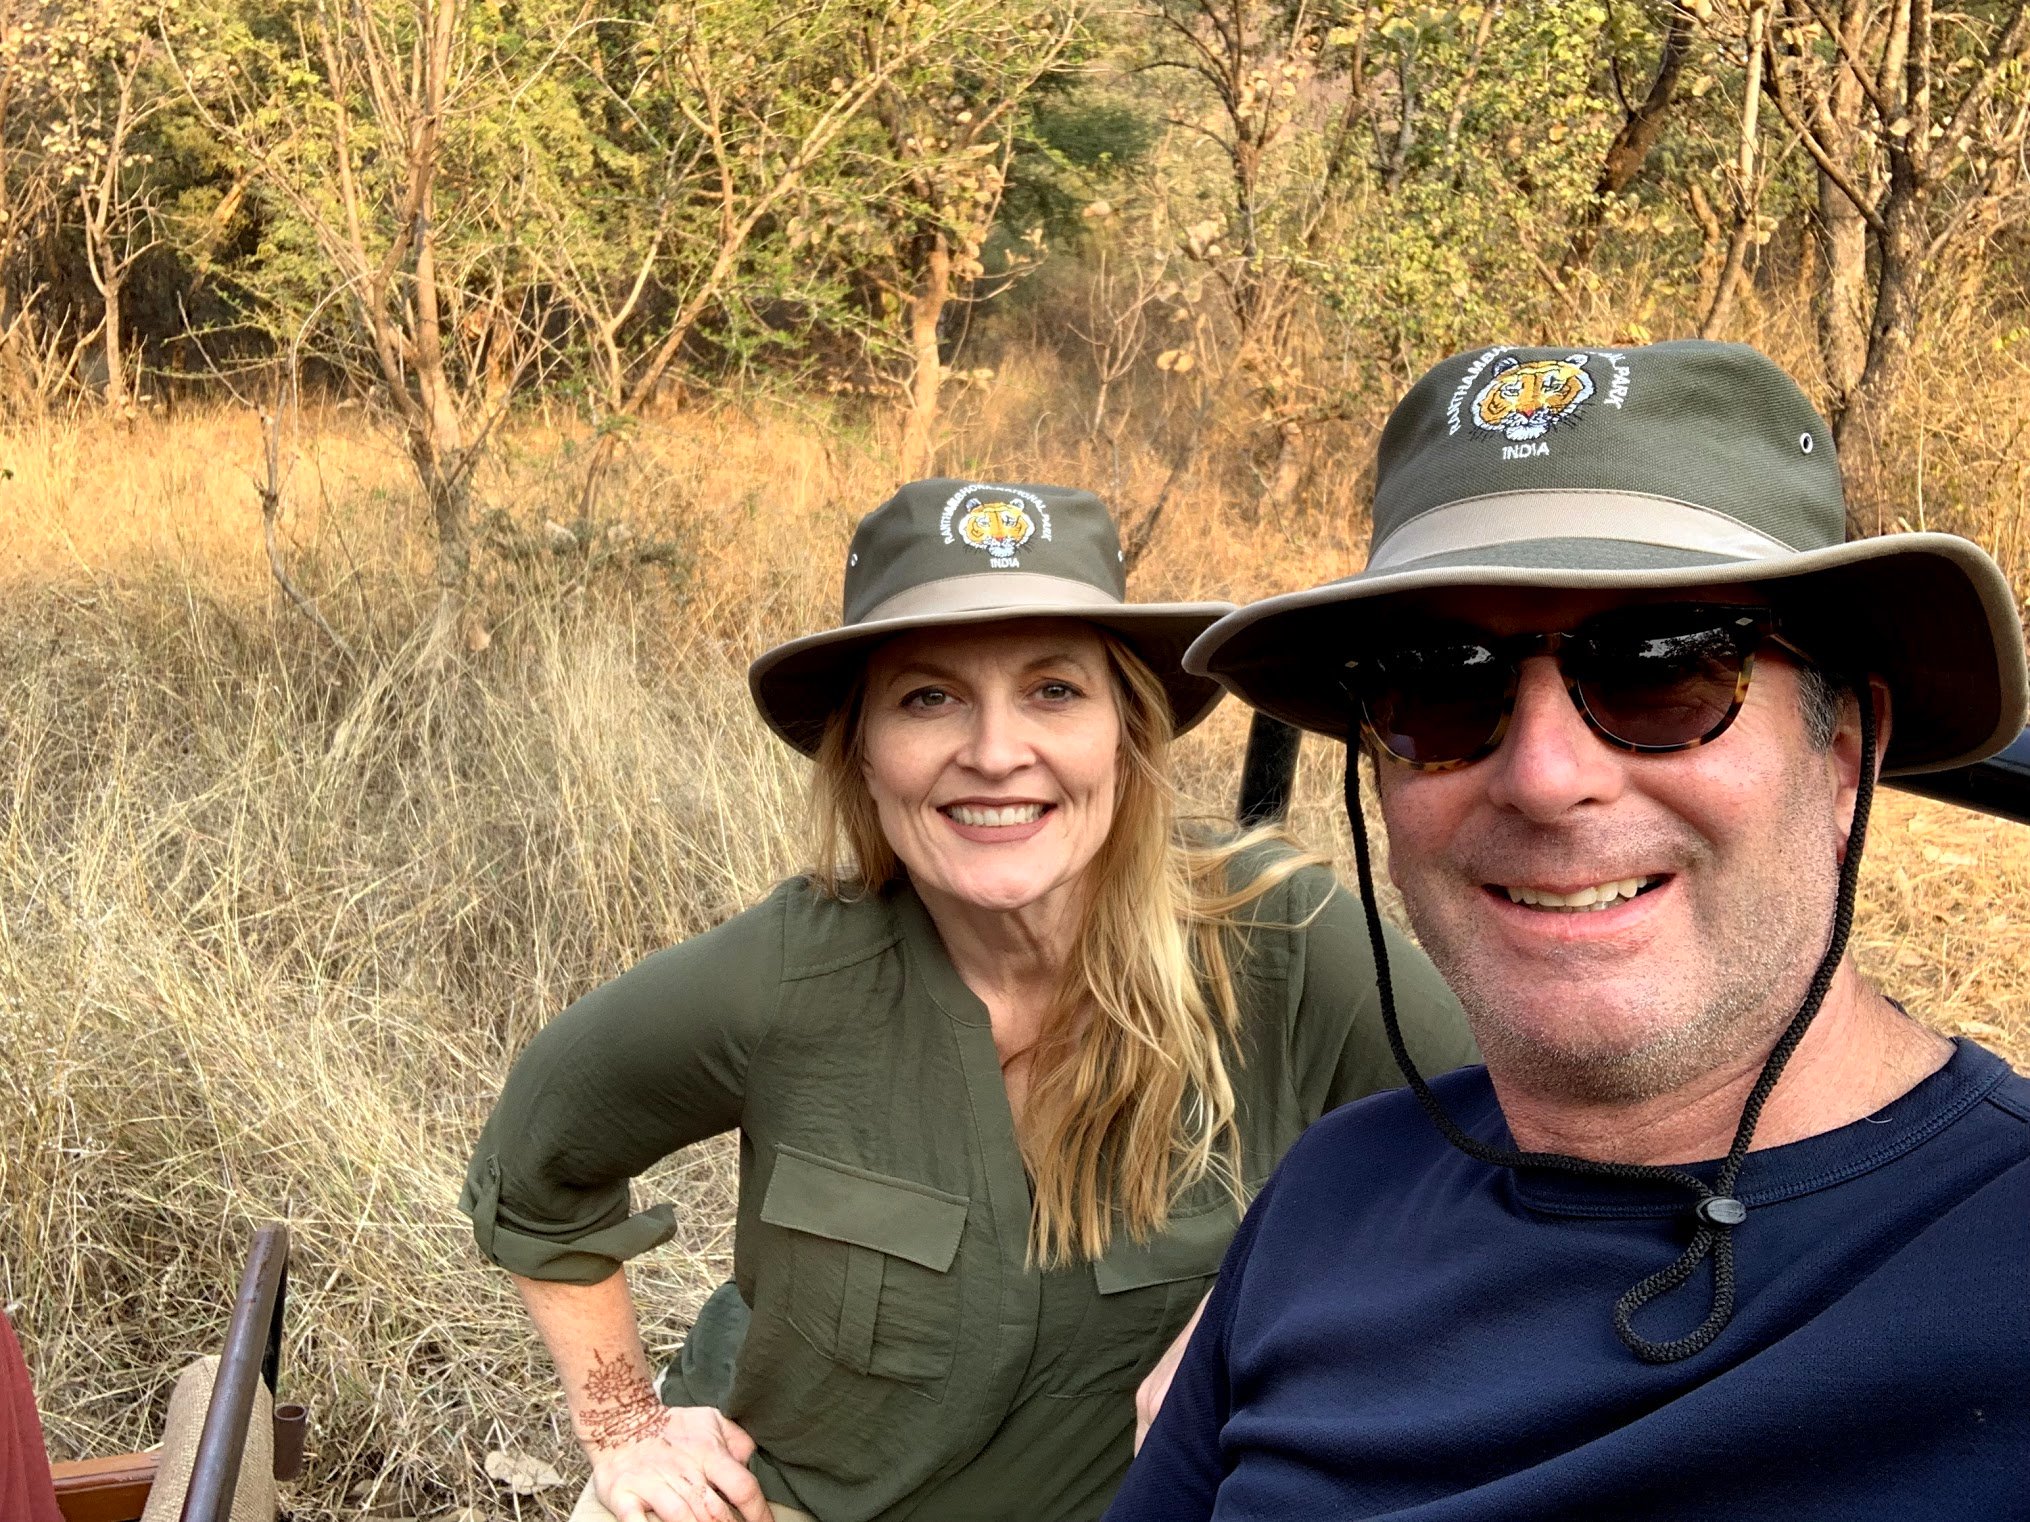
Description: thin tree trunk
1813,0,1873,406
579,430,621,522
1261,421,1305,516
1440,1,1501,172
407,1,472,667
1700,214,1758,337
412,189,472,662
424,449,473,656
1818,178,1870,402
900,234,951,479
1562,5,1693,278
1687,180,1726,322
99,268,127,410
1701,5,1768,338
1842,196,1928,473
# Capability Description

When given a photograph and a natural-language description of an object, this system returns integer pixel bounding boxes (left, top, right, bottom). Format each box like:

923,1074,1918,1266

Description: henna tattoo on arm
580,1347,668,1450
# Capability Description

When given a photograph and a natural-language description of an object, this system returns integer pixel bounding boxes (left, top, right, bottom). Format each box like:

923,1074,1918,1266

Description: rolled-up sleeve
461,887,786,1284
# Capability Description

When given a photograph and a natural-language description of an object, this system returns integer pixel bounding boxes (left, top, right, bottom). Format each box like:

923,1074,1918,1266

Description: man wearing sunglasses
1107,340,2030,1520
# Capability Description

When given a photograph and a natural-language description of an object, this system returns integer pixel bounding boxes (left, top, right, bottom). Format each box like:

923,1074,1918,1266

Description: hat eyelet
1798,432,1814,455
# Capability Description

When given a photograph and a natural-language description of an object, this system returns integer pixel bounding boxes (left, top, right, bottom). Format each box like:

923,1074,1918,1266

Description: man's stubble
1394,758,1842,1106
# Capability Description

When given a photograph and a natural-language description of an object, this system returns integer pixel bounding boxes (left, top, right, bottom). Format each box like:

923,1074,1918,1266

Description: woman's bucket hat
751,479,1234,754
1185,340,2028,775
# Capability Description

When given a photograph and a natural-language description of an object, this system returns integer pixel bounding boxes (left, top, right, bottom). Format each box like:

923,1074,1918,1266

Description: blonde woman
461,481,1475,1522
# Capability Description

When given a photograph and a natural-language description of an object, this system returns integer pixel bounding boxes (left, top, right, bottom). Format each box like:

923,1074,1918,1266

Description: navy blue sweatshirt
1107,1040,2030,1521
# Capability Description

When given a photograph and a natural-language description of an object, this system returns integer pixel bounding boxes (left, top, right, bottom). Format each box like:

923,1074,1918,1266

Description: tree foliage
2,0,2028,528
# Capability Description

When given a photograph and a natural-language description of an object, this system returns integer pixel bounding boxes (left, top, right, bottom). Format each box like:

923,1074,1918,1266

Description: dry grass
1,336,2026,1519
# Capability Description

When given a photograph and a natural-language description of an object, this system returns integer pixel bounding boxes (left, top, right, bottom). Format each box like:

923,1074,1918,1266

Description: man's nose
1481,656,1624,820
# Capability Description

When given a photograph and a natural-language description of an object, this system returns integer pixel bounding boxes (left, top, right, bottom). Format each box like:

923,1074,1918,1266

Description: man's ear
1833,675,1894,863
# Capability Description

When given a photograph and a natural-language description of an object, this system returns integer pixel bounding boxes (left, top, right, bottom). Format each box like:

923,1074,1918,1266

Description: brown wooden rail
49,1223,295,1522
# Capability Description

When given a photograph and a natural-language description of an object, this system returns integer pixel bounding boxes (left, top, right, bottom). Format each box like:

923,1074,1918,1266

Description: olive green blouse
461,858,1474,1522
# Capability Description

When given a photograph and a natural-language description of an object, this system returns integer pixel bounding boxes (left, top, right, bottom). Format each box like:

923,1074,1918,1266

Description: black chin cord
1343,693,1877,1363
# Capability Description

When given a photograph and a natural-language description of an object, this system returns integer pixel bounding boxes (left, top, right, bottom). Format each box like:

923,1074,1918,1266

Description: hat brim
1185,532,2027,776
753,602,1236,756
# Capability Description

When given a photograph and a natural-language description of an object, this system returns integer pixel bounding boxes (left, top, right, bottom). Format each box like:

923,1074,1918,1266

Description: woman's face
860,619,1123,920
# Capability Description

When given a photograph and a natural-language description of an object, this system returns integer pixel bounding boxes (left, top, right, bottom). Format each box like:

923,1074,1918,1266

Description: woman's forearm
513,1268,666,1454
515,1270,770,1522
1135,1288,1210,1451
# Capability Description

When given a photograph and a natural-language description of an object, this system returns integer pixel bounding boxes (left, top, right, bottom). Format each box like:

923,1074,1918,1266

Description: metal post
180,1224,290,1522
1237,712,1303,826
1887,728,2030,826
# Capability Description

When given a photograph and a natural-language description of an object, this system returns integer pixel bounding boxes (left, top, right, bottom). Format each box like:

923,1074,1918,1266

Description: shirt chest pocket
1053,1200,1235,1397
760,1145,970,1391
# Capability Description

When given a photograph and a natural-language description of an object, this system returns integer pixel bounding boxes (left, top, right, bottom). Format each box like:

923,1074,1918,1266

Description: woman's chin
929,868,1071,916
953,884,1057,914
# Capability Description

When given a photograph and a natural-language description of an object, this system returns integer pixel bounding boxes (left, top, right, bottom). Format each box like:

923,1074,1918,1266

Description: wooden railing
51,1223,303,1522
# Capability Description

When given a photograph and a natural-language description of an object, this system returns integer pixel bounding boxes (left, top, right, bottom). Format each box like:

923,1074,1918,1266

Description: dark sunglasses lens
1361,644,1510,764
1575,612,1754,749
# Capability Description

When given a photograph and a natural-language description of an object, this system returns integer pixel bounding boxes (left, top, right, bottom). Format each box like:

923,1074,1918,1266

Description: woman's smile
938,797,1057,842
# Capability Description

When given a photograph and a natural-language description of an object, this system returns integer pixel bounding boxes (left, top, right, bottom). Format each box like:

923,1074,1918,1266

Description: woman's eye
902,687,952,711
1035,680,1081,703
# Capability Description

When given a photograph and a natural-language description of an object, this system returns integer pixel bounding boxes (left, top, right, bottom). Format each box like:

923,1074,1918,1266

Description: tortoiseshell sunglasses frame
1345,605,1819,772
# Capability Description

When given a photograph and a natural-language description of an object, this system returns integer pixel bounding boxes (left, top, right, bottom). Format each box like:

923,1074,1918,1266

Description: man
1108,340,2030,1520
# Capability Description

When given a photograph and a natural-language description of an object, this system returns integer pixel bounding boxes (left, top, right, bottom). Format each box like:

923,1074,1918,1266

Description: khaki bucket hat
1186,340,2028,775
751,479,1234,754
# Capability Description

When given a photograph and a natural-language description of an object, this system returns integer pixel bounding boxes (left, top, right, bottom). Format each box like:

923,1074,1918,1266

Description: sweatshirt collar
1506,1040,2009,1219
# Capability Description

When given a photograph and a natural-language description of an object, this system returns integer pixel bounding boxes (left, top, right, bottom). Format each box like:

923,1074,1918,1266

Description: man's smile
1489,875,1667,912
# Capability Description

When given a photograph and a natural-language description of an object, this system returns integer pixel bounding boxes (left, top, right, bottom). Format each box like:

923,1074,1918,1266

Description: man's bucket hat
751,479,1234,754
1185,339,2027,774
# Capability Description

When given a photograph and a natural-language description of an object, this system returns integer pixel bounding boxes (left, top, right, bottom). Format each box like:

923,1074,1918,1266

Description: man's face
1372,586,1877,1102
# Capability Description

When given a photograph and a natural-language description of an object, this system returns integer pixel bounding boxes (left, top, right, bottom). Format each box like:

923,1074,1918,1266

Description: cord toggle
1694,1196,1748,1227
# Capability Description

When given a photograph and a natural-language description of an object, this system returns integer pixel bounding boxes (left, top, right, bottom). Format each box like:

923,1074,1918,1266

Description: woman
462,480,1474,1522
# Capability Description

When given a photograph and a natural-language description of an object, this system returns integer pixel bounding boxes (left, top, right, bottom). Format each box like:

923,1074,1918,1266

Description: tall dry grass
1,333,2027,1519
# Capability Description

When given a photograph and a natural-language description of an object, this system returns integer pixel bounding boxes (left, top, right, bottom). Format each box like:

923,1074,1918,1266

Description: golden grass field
2,340,2028,1518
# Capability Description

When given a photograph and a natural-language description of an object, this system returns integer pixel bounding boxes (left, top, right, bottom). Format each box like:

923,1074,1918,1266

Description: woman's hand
511,1271,772,1522
590,1403,771,1522
1134,1291,1209,1452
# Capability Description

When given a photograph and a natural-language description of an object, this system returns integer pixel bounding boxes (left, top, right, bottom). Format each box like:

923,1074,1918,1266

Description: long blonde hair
809,630,1322,1265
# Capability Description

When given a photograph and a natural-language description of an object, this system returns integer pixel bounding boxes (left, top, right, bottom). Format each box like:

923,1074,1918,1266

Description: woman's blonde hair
809,629,1322,1265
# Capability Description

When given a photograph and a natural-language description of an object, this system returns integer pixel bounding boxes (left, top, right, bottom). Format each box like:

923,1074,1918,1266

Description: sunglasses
1345,603,1816,770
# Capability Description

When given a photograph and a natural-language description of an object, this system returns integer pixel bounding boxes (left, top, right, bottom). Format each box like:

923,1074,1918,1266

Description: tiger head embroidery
1472,354,1594,442
957,496,1035,567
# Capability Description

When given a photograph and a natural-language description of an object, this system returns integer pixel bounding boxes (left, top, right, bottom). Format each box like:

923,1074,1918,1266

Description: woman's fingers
711,1411,758,1464
588,1405,766,1522
635,1473,712,1522
697,1444,770,1522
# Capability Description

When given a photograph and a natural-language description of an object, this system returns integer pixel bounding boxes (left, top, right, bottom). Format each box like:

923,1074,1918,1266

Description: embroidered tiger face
958,497,1035,565
1472,354,1594,442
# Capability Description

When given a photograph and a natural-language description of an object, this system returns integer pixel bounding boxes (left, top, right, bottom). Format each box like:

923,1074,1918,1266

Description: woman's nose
1480,656,1624,820
959,693,1036,778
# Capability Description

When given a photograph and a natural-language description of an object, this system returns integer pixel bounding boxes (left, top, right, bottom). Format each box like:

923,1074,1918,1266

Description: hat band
1369,490,1800,571
855,572,1121,625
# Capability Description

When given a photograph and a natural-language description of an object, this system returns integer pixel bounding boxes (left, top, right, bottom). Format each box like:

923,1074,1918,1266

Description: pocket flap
761,1145,969,1273
1093,1201,1236,1294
